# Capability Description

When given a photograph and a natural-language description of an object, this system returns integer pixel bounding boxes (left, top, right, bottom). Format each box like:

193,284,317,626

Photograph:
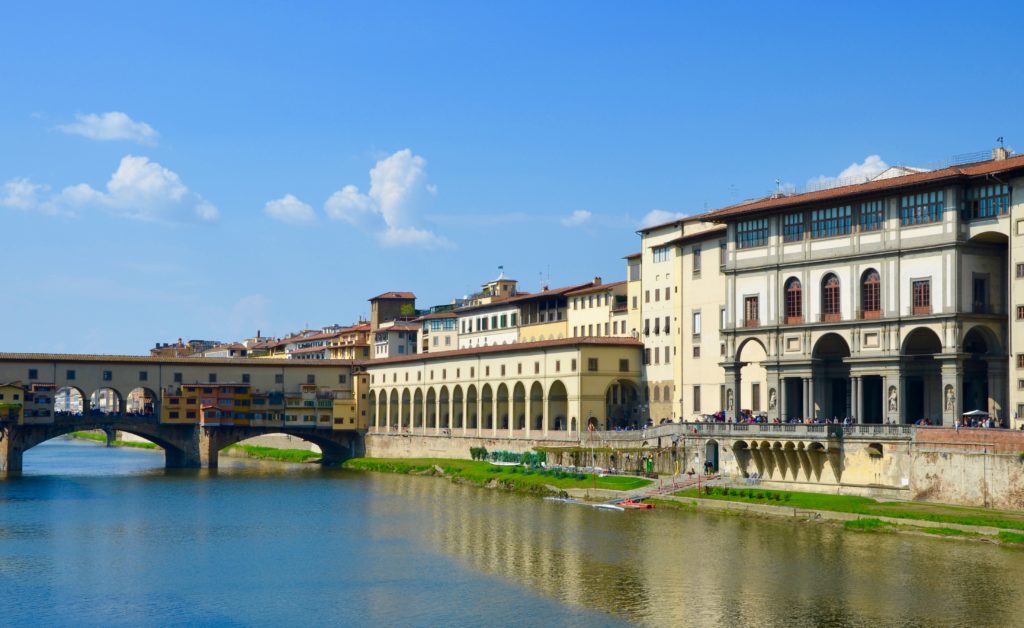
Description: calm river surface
2,440,1023,627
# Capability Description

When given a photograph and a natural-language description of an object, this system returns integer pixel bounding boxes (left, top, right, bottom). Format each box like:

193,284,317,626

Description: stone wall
912,428,1024,510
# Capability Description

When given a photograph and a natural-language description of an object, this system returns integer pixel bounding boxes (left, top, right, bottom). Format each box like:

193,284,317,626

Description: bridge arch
54,386,87,416
88,387,125,416
125,387,159,417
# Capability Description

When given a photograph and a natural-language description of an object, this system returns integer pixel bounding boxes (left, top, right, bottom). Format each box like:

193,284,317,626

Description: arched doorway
439,386,450,429
547,380,567,431
496,384,509,429
812,333,850,420
389,390,399,430
736,338,768,417
512,382,526,430
481,385,493,430
401,389,412,429
902,327,942,424
705,440,719,473
426,388,437,429
368,391,377,428
605,380,640,428
413,389,424,428
529,382,544,430
452,386,464,429
465,385,477,430
962,326,999,415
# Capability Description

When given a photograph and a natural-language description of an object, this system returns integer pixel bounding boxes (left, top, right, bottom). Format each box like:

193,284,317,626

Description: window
500,365,506,376
692,311,702,335
208,373,217,383
555,361,560,373
751,383,761,411
339,374,347,384
654,348,660,364
534,362,540,374
664,316,670,334
861,269,880,318
900,190,944,225
692,346,701,358
692,246,702,273
821,274,841,322
28,368,38,380
102,370,112,381
784,277,802,324
665,348,670,364
963,184,1011,219
174,372,183,383
653,386,660,402
306,374,315,384
510,313,517,326
655,288,660,302
737,218,768,249
654,318,660,334
240,373,250,384
719,241,727,266
587,358,598,372
744,296,759,327
275,374,284,384
632,296,638,309
720,308,726,330
1017,263,1024,279
693,386,701,412
912,279,931,315
645,290,650,303
629,264,641,281
1018,354,1024,369
973,276,989,313
652,246,672,263
859,200,884,232
644,349,651,365
811,205,852,239
783,213,804,242
619,359,629,372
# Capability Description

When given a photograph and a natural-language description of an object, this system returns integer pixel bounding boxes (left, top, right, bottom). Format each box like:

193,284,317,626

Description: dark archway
901,327,943,424
547,380,568,431
705,440,719,473
529,382,544,430
605,379,640,429
812,333,850,419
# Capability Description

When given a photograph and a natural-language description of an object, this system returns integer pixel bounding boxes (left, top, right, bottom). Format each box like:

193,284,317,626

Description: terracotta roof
0,353,357,366
637,212,710,234
663,225,728,247
414,311,458,321
377,324,419,332
362,336,642,366
564,280,627,296
702,154,1024,222
624,252,641,259
369,291,416,300
289,346,330,355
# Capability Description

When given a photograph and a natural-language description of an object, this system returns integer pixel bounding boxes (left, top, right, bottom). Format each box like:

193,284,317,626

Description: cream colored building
363,337,643,435
566,279,628,339
703,148,1022,426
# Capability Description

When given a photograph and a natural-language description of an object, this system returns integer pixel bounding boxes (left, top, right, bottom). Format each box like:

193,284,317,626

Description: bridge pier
0,429,24,474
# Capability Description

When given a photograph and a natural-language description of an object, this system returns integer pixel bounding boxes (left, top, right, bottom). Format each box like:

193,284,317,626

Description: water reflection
374,474,1024,627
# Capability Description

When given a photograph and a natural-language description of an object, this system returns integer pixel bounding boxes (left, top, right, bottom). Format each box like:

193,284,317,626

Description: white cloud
57,111,159,144
264,194,317,225
324,149,451,248
807,155,889,191
561,209,592,227
1,155,218,222
640,209,686,228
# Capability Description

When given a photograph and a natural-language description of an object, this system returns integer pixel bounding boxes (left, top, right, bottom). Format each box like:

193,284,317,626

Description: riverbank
67,432,321,464
69,431,160,450
661,487,1024,547
342,457,651,496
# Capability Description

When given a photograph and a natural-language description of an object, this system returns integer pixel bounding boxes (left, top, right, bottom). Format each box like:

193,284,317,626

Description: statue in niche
726,389,734,411
888,386,898,412
945,385,956,412
768,388,777,410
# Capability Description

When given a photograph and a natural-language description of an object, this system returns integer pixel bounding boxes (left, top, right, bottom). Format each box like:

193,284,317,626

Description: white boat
489,460,521,467
592,503,625,512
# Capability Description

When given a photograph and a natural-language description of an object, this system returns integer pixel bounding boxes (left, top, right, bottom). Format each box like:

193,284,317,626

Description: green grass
223,444,321,463
675,486,1024,531
646,498,695,511
844,518,892,531
70,431,160,450
343,457,652,494
998,531,1024,544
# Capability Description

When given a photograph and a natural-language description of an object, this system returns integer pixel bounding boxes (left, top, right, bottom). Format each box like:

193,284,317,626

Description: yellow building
0,383,25,425
332,371,370,430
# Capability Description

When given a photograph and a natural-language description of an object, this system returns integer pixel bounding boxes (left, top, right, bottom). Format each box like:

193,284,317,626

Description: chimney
993,146,1009,161
593,276,602,286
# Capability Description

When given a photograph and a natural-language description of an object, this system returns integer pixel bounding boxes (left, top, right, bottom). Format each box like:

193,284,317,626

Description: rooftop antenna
998,136,1005,148
775,179,782,196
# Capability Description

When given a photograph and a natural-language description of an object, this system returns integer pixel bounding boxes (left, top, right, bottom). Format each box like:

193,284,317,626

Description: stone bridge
0,416,363,474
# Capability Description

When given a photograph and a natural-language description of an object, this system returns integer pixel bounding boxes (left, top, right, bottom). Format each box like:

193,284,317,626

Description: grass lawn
674,486,1024,531
70,431,160,450
223,444,321,463
343,458,651,493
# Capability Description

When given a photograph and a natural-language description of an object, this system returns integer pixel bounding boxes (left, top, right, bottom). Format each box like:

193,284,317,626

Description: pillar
779,377,787,422
397,393,404,432
476,395,483,437
724,363,741,421
0,432,23,474
940,359,963,427
491,396,498,437
987,360,1007,423
435,395,441,434
543,397,549,437
766,369,781,422
798,374,806,417
462,395,469,436
854,376,864,423
525,397,532,438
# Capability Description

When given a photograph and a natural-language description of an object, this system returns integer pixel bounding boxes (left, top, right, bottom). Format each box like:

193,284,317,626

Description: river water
2,440,1023,627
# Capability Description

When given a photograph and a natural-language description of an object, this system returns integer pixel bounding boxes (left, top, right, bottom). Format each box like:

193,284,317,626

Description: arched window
653,386,661,402
822,273,841,322
861,269,880,319
663,385,671,403
784,277,803,324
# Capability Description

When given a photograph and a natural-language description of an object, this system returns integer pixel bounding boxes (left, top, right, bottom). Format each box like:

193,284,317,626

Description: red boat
619,499,655,509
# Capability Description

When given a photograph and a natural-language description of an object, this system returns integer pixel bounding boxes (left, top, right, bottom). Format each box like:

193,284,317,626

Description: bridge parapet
591,422,915,442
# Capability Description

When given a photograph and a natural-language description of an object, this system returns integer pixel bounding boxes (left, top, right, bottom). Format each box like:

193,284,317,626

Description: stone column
779,377,787,422
396,393,404,432
802,377,811,420
476,395,483,437
435,395,441,434
988,360,1008,423
525,397,532,439
940,358,963,426
723,362,741,422
462,395,469,436
766,369,782,422
854,376,864,423
491,396,498,437
543,397,549,437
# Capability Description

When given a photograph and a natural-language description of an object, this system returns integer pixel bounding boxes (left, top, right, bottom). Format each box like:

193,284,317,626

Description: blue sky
2,1,1022,354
